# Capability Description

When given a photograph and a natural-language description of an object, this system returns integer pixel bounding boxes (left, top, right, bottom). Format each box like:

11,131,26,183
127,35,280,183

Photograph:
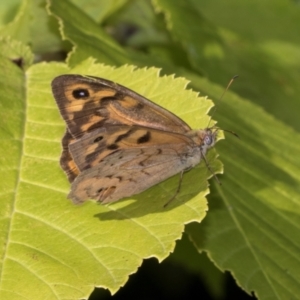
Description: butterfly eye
204,135,213,145
72,88,90,99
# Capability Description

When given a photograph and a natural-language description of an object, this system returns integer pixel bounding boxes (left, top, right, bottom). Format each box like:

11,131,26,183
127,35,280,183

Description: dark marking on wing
107,144,119,150
135,102,144,110
93,136,103,143
100,92,125,105
141,170,150,176
114,128,135,143
137,131,151,144
85,152,96,166
86,119,108,132
82,163,92,171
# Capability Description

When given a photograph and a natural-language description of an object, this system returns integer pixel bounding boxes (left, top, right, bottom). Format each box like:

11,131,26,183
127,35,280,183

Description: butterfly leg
163,170,184,208
200,149,221,185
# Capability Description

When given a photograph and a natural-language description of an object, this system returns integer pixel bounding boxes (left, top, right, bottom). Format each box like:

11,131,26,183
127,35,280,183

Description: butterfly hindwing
68,145,201,204
60,130,80,182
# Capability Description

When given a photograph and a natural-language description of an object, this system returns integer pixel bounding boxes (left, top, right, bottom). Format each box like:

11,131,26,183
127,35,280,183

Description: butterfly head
200,127,219,154
188,127,218,155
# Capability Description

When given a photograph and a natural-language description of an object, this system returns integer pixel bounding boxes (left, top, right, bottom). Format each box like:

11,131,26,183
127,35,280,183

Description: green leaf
48,0,129,66
0,37,33,69
0,58,219,299
153,0,223,74
0,0,65,54
70,0,128,23
0,0,31,44
105,0,170,48
47,0,174,69
155,0,300,131
0,0,21,27
30,0,65,54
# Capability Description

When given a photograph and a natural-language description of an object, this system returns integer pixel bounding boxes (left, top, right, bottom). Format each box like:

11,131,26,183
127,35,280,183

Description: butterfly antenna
207,75,239,128
222,129,240,139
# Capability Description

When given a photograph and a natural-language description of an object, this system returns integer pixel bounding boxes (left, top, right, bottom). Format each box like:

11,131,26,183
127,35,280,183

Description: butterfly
51,74,218,205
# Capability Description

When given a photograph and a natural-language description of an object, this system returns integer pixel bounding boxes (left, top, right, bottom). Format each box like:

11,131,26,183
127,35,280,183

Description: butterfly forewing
52,75,191,139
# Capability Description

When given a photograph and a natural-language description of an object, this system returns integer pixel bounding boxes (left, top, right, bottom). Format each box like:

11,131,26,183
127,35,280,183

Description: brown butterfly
51,75,218,205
